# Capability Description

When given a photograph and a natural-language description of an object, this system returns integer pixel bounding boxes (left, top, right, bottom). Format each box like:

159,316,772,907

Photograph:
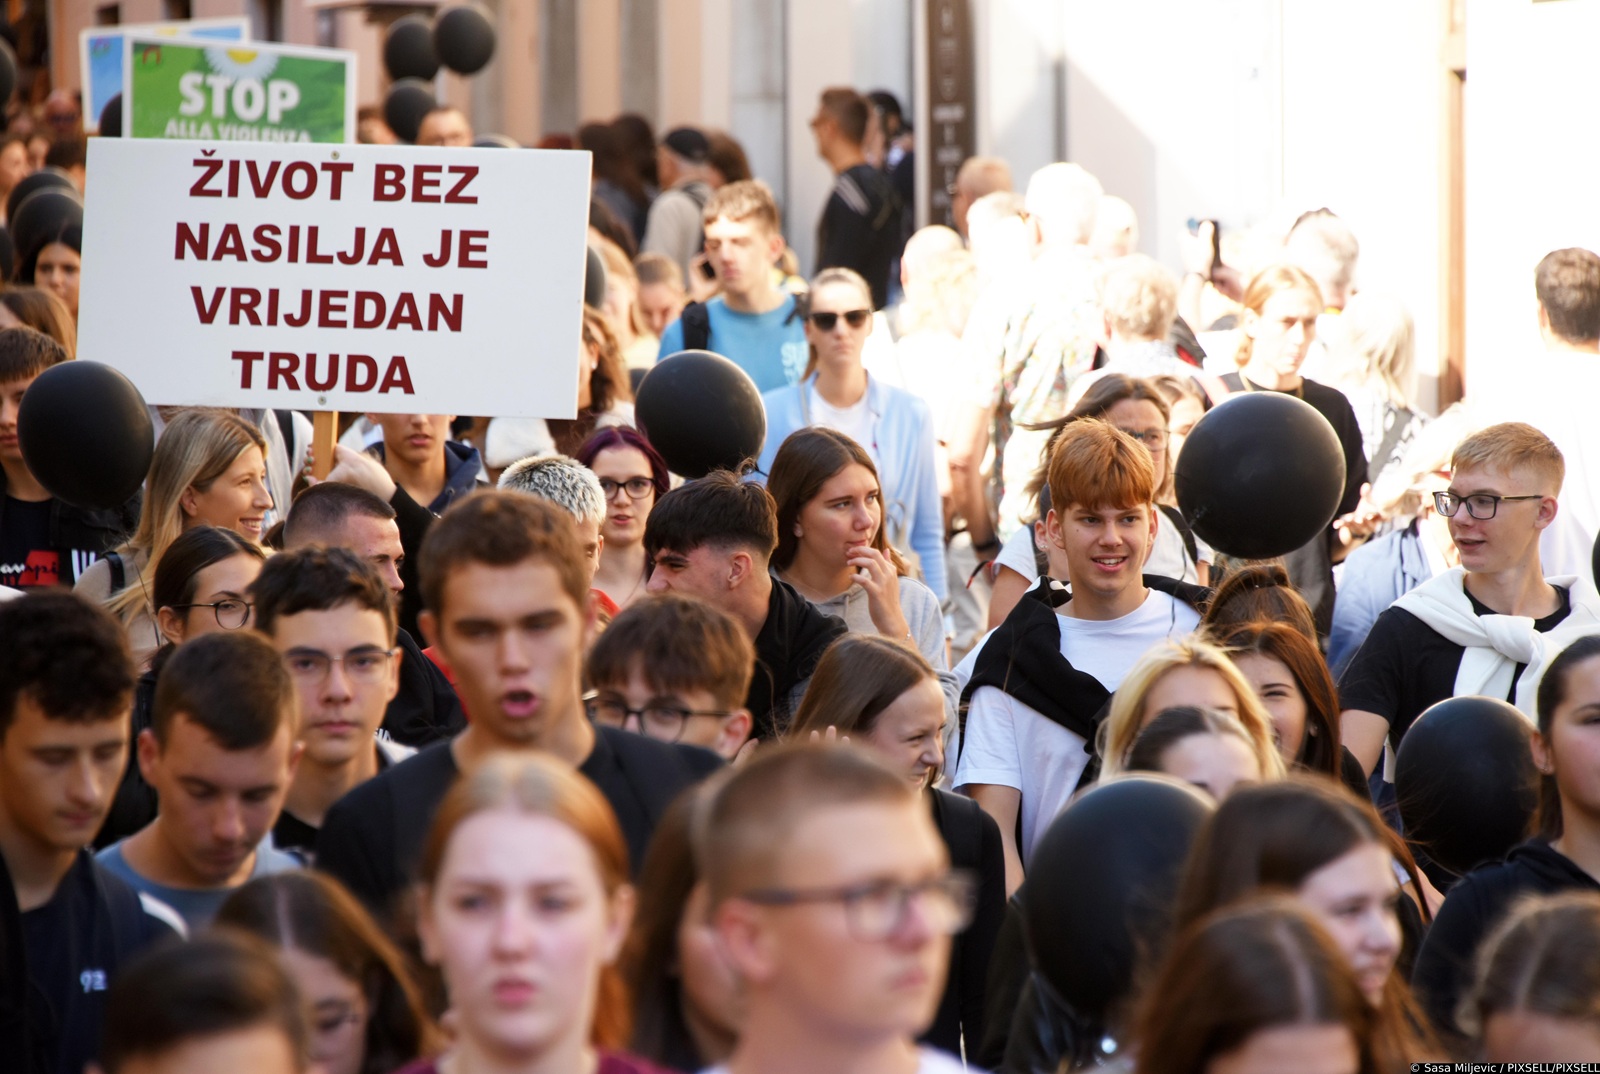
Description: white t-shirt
993,513,1208,586
702,1047,970,1074
808,382,877,461
953,590,1201,864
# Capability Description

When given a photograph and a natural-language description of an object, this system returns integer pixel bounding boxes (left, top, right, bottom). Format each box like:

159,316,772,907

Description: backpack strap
1157,503,1201,569
106,550,126,594
680,301,712,353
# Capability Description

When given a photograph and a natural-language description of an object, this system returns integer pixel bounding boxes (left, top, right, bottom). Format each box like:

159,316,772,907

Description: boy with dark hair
1341,422,1600,775
954,420,1206,891
251,546,413,859
585,593,755,759
644,470,847,739
0,592,176,1074
97,632,302,930
316,491,722,921
701,743,971,1074
0,326,139,589
93,932,310,1074
285,480,464,747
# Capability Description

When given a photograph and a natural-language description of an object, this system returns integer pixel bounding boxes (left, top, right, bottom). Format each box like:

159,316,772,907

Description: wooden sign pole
312,411,339,480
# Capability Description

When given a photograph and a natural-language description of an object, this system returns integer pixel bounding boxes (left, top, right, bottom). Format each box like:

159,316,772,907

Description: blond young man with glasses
701,743,974,1074
1340,422,1600,777
250,546,414,861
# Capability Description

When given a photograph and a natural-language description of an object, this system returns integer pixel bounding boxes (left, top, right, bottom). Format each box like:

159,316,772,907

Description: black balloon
636,351,767,479
584,246,607,308
383,78,437,144
18,362,154,512
10,188,83,283
1023,776,1212,1021
5,168,74,234
384,15,439,81
1396,695,1539,881
0,39,16,110
98,93,122,137
433,4,497,74
1174,391,1347,559
0,227,15,284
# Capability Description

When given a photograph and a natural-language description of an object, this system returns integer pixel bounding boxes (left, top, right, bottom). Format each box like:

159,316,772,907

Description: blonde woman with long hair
75,408,270,666
1096,638,1287,784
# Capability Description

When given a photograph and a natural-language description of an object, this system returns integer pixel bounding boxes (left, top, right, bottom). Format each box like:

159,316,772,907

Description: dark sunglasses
808,309,871,331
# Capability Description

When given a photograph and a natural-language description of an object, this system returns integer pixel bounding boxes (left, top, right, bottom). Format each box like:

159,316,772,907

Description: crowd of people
4,79,1600,1074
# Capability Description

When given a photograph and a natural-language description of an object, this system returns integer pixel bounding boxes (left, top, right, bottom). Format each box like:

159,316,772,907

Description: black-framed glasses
741,871,977,942
1117,426,1169,449
584,693,732,742
1433,491,1543,520
283,647,398,684
170,598,252,629
599,477,655,501
808,309,871,331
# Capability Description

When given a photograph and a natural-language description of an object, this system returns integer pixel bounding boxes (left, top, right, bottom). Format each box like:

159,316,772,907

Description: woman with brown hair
485,305,636,468
1171,778,1437,1070
619,790,743,1072
216,871,442,1074
0,283,76,355
786,634,1005,1057
1130,897,1381,1074
1209,618,1346,781
766,426,955,712
1467,891,1600,1062
399,752,671,1074
1201,561,1319,641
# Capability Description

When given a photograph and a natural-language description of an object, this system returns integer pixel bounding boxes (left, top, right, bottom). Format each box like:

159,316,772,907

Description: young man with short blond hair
1341,422,1600,776
657,179,807,392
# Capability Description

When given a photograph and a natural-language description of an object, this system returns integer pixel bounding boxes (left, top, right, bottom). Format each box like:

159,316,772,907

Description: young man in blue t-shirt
657,179,808,393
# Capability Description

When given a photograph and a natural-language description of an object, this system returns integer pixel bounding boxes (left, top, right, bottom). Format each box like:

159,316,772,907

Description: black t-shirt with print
0,496,61,588
1338,585,1572,748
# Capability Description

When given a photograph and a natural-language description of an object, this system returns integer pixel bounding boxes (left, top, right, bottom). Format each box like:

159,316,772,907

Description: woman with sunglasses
757,266,946,601
95,524,266,847
577,426,671,611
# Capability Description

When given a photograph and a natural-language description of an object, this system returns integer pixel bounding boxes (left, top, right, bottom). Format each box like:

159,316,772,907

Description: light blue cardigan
757,373,948,602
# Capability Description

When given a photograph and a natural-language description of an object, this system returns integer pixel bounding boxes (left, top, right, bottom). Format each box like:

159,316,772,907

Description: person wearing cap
642,127,716,284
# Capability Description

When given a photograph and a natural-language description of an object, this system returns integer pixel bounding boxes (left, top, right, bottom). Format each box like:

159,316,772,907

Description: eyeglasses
169,598,252,629
741,871,977,942
808,309,872,331
599,477,655,501
1432,491,1543,520
1117,426,1169,450
585,693,732,742
283,647,399,683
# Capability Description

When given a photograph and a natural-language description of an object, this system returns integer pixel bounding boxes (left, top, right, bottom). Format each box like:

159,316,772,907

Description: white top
702,1047,972,1074
993,511,1207,586
807,382,878,462
953,590,1201,864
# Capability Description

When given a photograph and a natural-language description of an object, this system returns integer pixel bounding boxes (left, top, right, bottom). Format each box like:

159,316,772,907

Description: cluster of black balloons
382,5,497,143
7,168,82,286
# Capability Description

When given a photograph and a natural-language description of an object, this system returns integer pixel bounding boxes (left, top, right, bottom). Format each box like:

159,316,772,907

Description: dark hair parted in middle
787,633,934,740
767,426,906,575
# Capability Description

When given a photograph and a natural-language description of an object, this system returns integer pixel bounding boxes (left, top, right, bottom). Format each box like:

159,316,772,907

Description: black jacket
384,626,467,748
923,789,1006,1057
0,850,176,1074
1413,839,1600,1039
747,577,848,740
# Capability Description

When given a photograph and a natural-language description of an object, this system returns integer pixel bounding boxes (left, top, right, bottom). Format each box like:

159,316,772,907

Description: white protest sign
78,139,591,418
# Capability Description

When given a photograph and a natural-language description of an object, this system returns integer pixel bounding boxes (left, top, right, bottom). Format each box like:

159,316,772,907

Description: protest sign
123,37,357,144
78,138,592,420
81,18,249,134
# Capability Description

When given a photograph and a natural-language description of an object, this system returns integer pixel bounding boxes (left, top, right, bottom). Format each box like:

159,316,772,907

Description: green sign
123,36,355,144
